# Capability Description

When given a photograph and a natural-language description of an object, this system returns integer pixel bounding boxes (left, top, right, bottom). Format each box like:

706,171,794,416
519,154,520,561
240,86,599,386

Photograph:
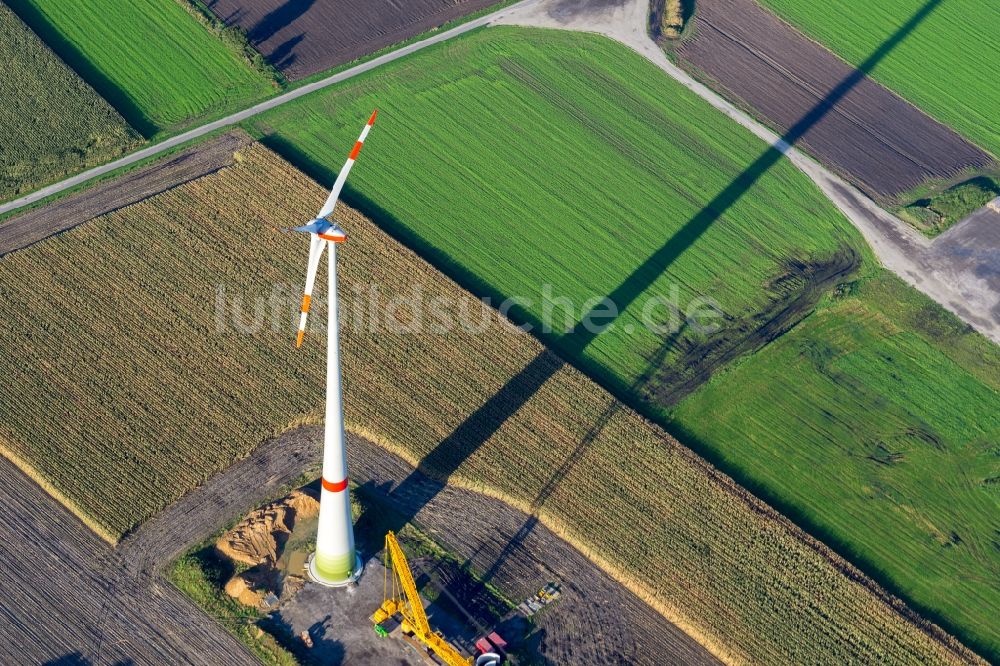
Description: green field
249,27,866,389
6,0,273,135
244,27,999,656
757,0,1000,157
0,3,140,202
673,274,1000,654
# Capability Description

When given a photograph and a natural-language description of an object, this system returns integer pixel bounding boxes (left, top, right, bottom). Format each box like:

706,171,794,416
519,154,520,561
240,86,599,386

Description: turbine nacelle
293,219,347,243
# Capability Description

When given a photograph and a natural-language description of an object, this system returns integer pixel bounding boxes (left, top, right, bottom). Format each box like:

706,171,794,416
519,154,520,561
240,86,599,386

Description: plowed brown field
675,0,993,198
205,0,501,80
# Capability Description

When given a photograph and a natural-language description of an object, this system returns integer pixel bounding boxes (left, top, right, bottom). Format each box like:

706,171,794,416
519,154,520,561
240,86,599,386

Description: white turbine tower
292,109,377,586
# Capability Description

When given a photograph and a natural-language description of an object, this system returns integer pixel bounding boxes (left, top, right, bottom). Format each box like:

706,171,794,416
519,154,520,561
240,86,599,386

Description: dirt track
0,422,716,665
207,0,502,80
674,0,993,198
0,131,252,256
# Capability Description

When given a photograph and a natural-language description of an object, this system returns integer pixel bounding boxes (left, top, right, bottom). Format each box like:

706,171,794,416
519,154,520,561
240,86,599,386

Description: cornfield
0,3,140,202
0,144,981,665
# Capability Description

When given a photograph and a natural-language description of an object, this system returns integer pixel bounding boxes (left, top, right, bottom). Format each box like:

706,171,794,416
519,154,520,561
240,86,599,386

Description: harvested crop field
674,0,994,198
0,455,257,665
0,131,253,256
205,0,503,80
0,143,983,664
0,3,140,204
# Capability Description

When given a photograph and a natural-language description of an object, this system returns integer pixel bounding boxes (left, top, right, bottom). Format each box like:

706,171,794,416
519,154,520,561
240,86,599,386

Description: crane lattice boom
372,531,473,666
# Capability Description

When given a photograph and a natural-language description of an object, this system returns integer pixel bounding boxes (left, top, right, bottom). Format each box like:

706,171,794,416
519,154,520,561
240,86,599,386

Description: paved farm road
0,0,533,218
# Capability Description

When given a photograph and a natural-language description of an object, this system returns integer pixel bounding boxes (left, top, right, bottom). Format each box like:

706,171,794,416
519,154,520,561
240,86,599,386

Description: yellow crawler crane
372,531,505,666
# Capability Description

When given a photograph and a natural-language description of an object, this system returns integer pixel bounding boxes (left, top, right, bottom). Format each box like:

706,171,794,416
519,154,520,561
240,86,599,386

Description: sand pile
217,489,319,566
216,489,319,607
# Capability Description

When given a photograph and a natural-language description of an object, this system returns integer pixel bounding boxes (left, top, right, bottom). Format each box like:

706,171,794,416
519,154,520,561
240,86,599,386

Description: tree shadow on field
271,0,989,656
42,655,91,666
5,0,158,138
270,33,305,71
206,2,244,26
247,0,316,45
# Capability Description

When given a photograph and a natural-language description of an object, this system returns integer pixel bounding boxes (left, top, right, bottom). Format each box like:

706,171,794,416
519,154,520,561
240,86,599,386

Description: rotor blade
316,109,378,220
296,234,327,348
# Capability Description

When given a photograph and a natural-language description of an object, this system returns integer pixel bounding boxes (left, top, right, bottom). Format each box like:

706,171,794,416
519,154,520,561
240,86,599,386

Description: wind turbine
293,109,376,586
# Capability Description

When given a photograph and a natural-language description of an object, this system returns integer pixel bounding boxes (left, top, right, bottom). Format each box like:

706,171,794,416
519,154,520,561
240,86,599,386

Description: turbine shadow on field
471,323,687,589
273,0,950,642
5,0,157,138
356,0,940,534
461,0,946,622
356,350,565,543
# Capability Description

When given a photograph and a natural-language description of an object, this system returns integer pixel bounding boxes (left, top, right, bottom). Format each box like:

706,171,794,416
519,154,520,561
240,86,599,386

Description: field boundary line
0,0,533,218
0,438,118,544
0,130,254,256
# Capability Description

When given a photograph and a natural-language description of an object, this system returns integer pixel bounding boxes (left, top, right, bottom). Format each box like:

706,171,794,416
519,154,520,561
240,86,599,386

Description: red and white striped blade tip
367,109,378,126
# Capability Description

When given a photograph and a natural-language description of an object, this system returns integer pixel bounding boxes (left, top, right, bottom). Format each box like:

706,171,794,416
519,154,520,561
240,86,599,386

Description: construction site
201,481,518,665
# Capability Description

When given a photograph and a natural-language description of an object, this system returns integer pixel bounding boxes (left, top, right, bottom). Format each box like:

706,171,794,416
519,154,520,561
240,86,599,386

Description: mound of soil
216,489,319,567
216,488,318,607
224,573,266,607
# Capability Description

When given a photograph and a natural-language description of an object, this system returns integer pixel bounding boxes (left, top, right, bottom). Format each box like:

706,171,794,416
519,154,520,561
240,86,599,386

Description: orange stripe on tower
348,141,364,160
367,109,378,126
322,477,348,493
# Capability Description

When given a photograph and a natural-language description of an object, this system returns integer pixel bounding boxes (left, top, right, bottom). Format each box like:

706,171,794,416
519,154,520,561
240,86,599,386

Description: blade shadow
359,0,939,544
301,0,952,649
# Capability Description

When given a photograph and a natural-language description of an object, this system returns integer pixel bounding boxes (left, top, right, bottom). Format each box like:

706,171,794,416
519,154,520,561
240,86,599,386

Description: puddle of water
276,513,318,579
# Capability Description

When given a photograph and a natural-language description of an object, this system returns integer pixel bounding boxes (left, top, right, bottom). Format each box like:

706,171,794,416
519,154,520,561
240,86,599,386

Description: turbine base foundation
306,553,364,588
